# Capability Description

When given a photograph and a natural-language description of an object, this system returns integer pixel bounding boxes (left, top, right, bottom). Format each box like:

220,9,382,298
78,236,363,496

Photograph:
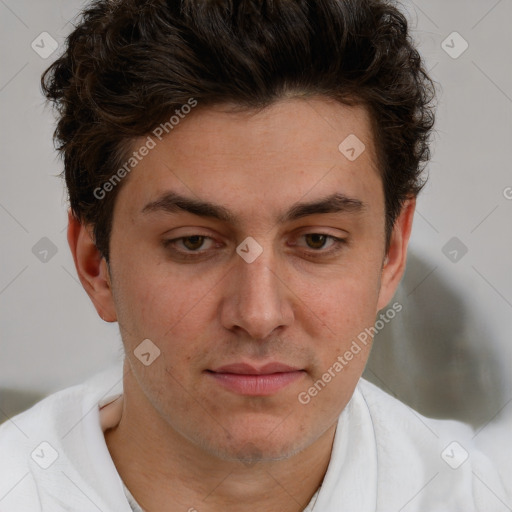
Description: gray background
1,0,511,444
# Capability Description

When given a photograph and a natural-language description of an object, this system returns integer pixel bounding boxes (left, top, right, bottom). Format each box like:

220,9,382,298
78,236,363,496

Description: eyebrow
141,190,365,224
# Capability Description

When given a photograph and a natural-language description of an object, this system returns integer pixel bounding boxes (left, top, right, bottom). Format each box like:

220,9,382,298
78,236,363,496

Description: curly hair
42,0,436,261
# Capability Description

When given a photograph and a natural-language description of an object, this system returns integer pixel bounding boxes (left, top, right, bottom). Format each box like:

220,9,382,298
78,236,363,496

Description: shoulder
0,363,123,511
353,378,510,510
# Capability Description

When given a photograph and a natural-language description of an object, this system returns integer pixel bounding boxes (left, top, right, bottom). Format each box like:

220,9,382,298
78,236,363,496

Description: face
77,97,412,462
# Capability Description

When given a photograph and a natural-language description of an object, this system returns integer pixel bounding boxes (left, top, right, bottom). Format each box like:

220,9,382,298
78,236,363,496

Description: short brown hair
42,0,436,261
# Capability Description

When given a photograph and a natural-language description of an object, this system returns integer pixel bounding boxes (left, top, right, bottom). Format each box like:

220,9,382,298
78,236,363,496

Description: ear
67,210,117,322
376,198,416,311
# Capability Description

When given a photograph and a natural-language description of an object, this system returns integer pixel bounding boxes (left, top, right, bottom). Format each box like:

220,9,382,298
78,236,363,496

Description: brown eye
304,234,329,250
181,235,206,251
162,234,221,262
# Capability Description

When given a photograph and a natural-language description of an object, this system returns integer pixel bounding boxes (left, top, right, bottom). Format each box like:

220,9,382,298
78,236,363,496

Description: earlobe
67,210,117,322
376,198,416,311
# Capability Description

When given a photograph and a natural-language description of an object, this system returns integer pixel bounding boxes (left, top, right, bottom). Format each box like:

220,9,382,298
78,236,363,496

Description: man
0,0,509,510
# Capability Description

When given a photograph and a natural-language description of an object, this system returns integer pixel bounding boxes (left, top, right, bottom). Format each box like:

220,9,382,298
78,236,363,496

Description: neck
104,366,336,512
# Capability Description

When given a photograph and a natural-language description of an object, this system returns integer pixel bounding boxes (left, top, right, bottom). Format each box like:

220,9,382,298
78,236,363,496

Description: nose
220,244,294,340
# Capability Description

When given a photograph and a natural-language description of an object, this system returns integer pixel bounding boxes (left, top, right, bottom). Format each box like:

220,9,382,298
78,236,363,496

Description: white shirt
0,362,509,511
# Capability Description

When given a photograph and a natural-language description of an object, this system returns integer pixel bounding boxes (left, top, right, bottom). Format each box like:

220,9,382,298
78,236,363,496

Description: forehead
114,97,383,223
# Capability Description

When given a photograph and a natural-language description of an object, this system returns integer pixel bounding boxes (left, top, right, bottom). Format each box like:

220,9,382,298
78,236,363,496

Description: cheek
300,261,381,393
311,265,381,330
110,252,217,350
297,276,378,414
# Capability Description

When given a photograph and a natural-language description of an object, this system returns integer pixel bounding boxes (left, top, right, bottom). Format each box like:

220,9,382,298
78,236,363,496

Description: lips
211,362,301,375
206,362,305,396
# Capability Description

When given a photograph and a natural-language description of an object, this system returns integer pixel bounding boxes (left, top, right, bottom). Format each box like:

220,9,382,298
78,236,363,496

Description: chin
196,426,314,465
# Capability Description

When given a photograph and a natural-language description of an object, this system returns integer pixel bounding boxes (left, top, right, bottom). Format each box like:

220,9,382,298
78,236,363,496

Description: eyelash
162,234,347,261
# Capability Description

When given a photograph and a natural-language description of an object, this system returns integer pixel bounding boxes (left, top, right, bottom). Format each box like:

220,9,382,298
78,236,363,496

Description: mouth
205,363,306,396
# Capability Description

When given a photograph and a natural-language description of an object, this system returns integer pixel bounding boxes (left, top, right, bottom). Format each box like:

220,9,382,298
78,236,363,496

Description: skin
68,97,415,511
